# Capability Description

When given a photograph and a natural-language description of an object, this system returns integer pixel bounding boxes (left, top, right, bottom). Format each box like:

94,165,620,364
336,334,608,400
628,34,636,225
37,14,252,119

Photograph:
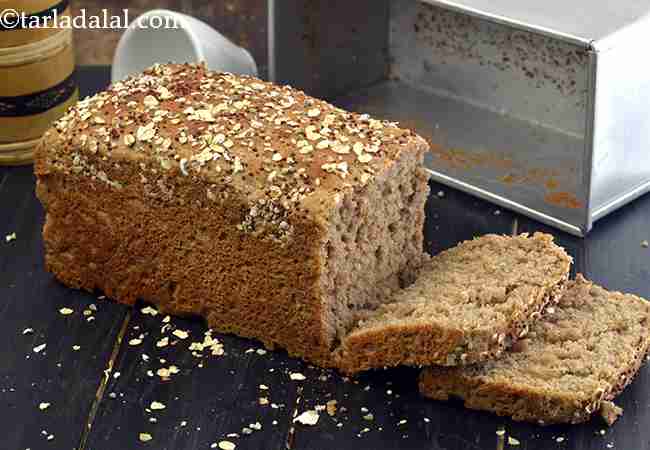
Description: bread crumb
139,433,152,442
5,232,16,243
600,401,623,426
39,402,51,410
156,337,169,348
129,338,143,346
289,373,306,381
59,307,74,315
259,397,269,405
293,410,319,426
556,436,565,443
326,400,337,416
22,328,34,335
508,436,520,446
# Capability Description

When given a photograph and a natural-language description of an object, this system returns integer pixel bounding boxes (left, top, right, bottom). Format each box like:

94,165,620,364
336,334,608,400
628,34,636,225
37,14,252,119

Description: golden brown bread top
41,63,427,238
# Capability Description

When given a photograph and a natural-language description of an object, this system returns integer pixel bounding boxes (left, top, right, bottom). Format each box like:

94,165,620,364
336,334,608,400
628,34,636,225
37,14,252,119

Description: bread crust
419,275,650,425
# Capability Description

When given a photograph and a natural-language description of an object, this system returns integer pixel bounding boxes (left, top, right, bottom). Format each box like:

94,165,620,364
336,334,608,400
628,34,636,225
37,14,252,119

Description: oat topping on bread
42,63,426,241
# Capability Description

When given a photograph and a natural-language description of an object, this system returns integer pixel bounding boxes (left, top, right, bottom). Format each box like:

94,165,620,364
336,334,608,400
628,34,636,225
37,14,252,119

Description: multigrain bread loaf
335,233,571,374
419,275,650,425
34,63,430,368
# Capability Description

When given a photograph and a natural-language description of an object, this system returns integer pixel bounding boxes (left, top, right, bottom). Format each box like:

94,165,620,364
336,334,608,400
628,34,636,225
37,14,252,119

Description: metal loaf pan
268,0,650,236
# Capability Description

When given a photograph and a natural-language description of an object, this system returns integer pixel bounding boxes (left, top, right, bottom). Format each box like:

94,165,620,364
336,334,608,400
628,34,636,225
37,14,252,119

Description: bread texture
335,233,571,374
419,275,650,425
34,63,430,368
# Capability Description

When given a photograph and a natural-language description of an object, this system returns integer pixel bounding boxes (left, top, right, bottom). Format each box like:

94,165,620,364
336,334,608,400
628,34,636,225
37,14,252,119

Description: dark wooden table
2,67,650,450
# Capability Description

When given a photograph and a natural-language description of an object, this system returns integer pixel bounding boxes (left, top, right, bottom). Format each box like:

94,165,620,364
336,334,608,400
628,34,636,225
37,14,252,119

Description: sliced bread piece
334,232,571,374
419,275,650,425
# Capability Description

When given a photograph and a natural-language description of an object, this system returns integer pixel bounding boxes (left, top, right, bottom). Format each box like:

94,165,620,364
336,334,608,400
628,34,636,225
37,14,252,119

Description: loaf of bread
419,275,650,425
34,63,430,367
335,233,571,373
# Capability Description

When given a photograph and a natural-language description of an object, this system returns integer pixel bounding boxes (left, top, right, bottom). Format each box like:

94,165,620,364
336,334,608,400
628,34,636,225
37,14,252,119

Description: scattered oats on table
5,232,16,243
149,401,166,410
33,343,46,353
172,329,189,340
217,441,236,450
141,306,159,316
293,410,320,426
58,307,74,315
289,372,306,381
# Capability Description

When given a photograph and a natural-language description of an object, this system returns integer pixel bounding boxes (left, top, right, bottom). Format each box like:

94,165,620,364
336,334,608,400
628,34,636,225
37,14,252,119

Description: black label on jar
0,71,76,117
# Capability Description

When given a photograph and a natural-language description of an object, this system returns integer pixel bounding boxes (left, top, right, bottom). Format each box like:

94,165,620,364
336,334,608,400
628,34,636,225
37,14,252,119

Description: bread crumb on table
139,432,152,442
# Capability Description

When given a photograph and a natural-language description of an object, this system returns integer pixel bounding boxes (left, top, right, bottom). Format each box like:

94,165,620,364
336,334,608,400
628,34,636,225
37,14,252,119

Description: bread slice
334,233,571,374
419,275,650,425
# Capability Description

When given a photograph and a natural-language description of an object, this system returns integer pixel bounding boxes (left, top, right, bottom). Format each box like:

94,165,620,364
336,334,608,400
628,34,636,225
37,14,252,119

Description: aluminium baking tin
269,0,650,236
